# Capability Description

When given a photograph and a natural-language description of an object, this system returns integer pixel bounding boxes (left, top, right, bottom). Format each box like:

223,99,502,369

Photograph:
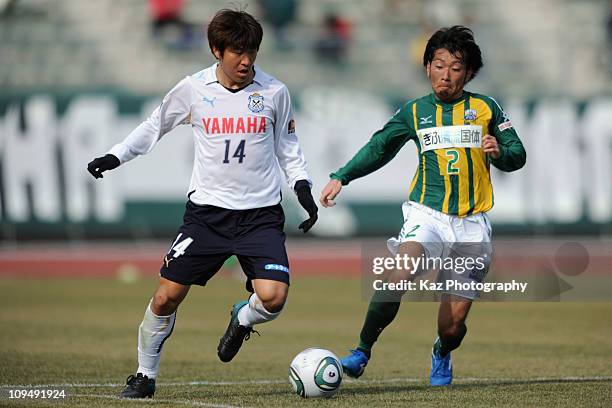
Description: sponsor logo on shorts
265,264,289,273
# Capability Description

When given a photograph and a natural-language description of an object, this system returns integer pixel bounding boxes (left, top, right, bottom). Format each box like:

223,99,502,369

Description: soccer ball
288,348,343,398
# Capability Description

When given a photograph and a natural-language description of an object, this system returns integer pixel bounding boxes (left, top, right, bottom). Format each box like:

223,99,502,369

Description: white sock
136,300,176,379
237,293,281,327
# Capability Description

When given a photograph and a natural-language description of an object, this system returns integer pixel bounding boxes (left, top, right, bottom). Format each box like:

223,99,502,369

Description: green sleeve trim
330,172,349,185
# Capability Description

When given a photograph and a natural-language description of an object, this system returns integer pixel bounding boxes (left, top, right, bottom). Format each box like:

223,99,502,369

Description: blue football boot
340,349,369,378
430,344,452,386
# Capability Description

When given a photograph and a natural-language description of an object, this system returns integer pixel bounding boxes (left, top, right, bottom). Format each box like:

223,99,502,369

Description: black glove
87,154,120,179
295,180,318,233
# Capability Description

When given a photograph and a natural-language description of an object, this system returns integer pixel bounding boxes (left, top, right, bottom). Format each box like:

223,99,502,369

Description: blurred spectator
257,0,298,51
411,0,478,74
0,0,47,18
313,12,352,64
0,0,17,16
422,0,462,28
410,21,434,71
149,0,200,50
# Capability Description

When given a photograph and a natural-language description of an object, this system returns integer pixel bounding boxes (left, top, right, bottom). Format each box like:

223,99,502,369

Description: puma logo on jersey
202,96,216,107
419,115,433,125
202,116,267,134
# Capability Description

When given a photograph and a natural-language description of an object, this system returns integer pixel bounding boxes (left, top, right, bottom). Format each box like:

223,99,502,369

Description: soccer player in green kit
319,26,526,386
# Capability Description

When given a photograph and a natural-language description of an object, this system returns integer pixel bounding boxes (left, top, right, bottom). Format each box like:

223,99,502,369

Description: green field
1,276,611,407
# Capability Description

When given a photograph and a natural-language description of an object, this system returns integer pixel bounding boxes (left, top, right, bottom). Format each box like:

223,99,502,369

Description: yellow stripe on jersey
468,97,494,212
409,103,420,193
452,101,472,216
420,150,427,204
419,102,428,204
434,104,452,213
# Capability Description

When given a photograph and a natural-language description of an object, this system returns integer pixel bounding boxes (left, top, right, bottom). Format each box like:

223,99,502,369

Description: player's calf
430,322,467,386
437,322,467,356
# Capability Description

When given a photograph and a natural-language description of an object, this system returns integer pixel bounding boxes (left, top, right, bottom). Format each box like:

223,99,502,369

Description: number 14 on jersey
223,139,246,164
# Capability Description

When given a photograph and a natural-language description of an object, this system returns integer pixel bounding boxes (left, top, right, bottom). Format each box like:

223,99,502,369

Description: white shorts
387,201,493,299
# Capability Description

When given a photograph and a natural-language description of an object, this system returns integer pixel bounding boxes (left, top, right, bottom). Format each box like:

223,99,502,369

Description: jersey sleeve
330,103,415,185
107,77,192,164
487,98,526,172
273,85,312,189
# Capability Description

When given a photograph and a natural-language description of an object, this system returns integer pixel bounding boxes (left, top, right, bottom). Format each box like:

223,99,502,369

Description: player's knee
151,290,181,315
253,281,288,313
259,293,286,313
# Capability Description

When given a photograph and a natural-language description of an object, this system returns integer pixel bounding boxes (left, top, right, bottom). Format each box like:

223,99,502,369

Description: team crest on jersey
464,109,477,121
248,92,264,113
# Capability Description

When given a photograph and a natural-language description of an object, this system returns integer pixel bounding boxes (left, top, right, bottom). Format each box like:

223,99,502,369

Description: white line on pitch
2,376,611,389
346,376,612,384
71,393,242,408
0,379,287,388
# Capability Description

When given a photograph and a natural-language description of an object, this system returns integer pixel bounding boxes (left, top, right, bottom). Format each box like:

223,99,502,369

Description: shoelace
125,374,148,385
244,328,260,341
126,375,137,384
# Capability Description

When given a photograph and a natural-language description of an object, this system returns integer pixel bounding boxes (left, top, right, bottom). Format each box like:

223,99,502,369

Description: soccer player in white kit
87,9,318,399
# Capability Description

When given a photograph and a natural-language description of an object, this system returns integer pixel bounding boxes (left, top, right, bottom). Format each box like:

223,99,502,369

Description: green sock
357,290,402,358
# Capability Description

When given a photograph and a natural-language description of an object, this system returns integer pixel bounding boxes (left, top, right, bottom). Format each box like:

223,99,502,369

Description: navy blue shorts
160,201,290,289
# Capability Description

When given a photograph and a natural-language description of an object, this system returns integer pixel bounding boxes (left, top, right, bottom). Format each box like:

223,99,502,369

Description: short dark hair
207,9,263,57
423,26,483,82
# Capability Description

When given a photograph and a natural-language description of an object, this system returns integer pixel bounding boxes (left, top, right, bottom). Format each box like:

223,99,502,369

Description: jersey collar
430,91,469,107
203,63,264,86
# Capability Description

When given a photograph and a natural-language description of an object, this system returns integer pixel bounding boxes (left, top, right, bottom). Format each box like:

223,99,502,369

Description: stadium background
1,0,611,406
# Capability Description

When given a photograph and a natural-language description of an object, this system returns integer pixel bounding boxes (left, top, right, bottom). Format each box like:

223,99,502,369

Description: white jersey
108,63,311,210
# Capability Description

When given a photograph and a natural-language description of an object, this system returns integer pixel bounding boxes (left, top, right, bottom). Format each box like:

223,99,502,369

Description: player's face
214,47,258,88
426,48,472,102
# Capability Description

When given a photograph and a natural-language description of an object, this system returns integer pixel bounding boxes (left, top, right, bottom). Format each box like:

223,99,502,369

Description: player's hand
295,180,318,233
87,154,120,179
483,134,500,159
319,179,342,208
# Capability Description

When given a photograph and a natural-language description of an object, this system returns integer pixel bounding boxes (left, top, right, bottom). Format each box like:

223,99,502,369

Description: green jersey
331,91,526,217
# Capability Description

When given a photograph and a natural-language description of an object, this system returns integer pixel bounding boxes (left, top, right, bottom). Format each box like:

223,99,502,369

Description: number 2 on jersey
223,139,246,164
446,149,460,175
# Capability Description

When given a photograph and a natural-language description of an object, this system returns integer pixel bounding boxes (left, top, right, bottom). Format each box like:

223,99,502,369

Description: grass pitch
0,275,611,407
